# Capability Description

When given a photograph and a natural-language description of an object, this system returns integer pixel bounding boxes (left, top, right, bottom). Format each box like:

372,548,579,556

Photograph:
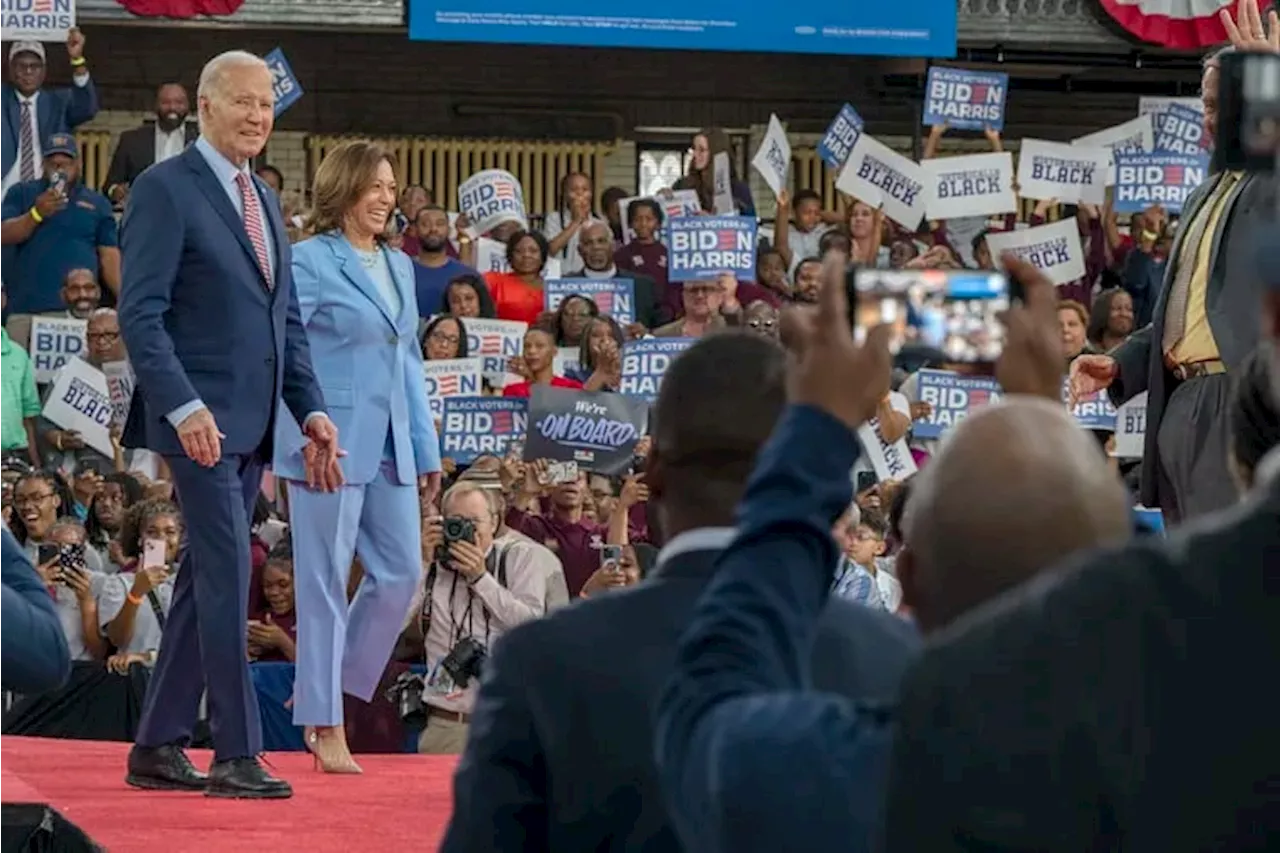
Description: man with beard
103,83,198,205
412,204,478,319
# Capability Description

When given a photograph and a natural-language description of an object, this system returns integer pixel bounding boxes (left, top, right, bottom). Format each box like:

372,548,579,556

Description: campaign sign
1152,103,1206,155
458,169,527,234
463,317,528,386
41,358,113,458
407,0,958,58
553,346,581,379
922,67,1009,131
616,189,701,244
1139,96,1202,117
816,104,864,170
439,396,528,464
836,134,928,230
913,370,1002,440
263,48,303,117
1134,506,1165,535
1016,139,1109,205
985,219,1085,287
1,0,75,41
1072,115,1154,186
29,316,86,384
423,357,483,420
666,215,758,282
1114,153,1208,215
544,279,636,325
1063,380,1118,432
619,338,695,403
524,386,649,475
923,152,1017,221
1112,391,1147,458
100,360,135,432
857,394,918,482
751,114,791,198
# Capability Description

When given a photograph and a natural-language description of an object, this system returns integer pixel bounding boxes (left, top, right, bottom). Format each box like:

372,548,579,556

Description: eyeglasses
429,330,460,346
13,492,55,508
747,318,777,329
87,331,119,341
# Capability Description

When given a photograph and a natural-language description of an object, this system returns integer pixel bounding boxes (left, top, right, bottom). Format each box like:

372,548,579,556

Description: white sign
29,316,86,384
1,0,75,41
1072,115,1155,186
1016,139,1109,205
712,151,735,215
461,317,528,387
41,358,114,458
985,219,1085,287
751,114,792,199
857,393,919,482
923,152,1017,221
1138,96,1202,116
101,360,134,431
1112,391,1147,459
423,357,483,420
457,169,527,234
836,134,928,231
616,189,702,244
473,236,560,280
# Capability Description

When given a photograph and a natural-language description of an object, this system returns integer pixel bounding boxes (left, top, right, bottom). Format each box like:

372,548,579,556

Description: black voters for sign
524,386,649,476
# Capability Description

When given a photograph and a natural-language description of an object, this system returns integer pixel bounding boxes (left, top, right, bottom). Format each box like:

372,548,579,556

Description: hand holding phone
547,460,579,485
143,538,167,570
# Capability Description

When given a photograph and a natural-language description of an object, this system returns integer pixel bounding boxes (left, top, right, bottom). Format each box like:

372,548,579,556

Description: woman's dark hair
85,471,144,548
265,539,294,568
887,478,913,549
505,229,550,273
119,498,182,560
601,185,628,240
1229,346,1280,488
626,198,664,228
577,314,626,373
1086,288,1128,347
421,314,469,358
9,469,73,544
440,273,497,318
551,295,599,346
252,492,275,530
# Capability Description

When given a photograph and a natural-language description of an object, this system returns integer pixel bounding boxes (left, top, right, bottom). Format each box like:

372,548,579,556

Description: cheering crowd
1,0,1278,840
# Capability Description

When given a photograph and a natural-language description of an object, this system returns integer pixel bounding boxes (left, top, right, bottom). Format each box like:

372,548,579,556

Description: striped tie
18,100,36,181
235,171,272,289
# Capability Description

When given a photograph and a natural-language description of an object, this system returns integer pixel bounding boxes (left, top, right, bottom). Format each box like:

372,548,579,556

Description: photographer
404,481,547,755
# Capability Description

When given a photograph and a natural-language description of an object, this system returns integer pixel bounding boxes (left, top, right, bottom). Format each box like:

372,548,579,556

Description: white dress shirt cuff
166,399,206,428
72,71,89,87
301,412,327,431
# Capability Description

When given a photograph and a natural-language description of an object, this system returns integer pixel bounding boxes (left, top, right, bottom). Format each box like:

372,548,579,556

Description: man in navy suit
118,49,342,800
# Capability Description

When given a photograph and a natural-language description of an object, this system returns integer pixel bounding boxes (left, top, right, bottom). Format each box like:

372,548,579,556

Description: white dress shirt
153,124,186,164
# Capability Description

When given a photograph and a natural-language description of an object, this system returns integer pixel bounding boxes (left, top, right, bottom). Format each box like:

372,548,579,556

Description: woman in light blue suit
273,141,441,773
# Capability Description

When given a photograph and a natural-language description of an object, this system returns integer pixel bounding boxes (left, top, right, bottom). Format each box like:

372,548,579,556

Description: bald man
896,396,1132,631
566,219,665,329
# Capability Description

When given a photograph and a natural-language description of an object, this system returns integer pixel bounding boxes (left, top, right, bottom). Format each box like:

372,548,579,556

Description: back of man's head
899,397,1131,632
649,332,787,536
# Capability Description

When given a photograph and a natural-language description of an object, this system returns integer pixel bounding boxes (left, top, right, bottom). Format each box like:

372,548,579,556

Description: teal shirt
1,328,41,450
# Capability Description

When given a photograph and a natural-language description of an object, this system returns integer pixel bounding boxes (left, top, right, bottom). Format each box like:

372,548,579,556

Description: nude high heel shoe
303,725,363,774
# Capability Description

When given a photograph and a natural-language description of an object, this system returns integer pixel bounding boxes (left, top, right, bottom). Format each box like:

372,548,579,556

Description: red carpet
1,737,459,851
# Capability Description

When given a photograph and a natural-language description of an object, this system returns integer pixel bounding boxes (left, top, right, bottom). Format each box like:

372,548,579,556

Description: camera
1217,50,1280,174
440,636,487,688
385,670,428,727
435,515,476,563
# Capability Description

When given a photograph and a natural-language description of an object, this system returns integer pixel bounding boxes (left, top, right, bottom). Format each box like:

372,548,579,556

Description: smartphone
508,440,525,461
600,544,625,574
37,543,59,565
855,471,878,496
546,460,579,485
143,537,167,569
57,542,86,570
852,269,1011,363
50,170,68,195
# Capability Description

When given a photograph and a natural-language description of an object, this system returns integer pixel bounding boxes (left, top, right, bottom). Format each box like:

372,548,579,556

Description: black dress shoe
125,744,208,791
205,757,292,799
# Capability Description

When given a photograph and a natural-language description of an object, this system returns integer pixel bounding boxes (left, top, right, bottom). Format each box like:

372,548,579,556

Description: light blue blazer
272,232,440,486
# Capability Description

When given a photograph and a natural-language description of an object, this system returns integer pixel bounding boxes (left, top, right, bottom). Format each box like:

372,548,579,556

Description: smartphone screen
37,544,59,565
852,269,1010,363
547,460,579,485
143,538,167,569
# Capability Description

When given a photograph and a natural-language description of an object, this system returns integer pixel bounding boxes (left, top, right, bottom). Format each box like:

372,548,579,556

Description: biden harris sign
666,215,758,282
407,0,956,57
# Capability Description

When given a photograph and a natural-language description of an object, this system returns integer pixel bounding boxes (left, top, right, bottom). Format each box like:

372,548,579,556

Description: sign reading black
523,386,649,475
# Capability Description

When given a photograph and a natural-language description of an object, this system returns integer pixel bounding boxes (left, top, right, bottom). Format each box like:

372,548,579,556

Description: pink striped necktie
18,100,36,181
235,171,272,289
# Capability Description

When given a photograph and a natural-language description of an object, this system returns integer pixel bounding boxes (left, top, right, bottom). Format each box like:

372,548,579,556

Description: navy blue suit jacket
117,145,325,457
1,81,100,177
1,528,70,694
655,405,904,853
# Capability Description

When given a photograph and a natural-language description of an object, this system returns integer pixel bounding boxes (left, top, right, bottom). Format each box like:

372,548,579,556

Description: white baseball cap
8,42,46,63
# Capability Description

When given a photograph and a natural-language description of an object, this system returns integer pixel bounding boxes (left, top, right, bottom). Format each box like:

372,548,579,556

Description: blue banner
1113,152,1208,214
1152,103,1206,156
263,48,303,117
439,396,528,463
666,215,758,282
816,104,863,170
922,67,1009,131
407,2,957,57
1133,506,1165,536
1063,382,1117,432
912,370,1002,440
619,338,695,403
545,279,636,325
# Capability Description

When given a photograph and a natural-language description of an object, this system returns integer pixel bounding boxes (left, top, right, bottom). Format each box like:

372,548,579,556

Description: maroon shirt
505,507,609,597
616,240,676,323
735,280,780,309
251,608,297,663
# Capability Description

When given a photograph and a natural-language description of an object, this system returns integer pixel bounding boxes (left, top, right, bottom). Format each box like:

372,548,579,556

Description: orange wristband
127,592,144,606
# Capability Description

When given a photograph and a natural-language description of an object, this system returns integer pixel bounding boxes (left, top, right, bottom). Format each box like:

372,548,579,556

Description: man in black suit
567,220,664,332
102,82,197,205
1,527,70,694
441,332,920,852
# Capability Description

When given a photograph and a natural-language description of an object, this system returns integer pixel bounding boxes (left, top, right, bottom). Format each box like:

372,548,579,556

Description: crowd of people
0,0,1277,841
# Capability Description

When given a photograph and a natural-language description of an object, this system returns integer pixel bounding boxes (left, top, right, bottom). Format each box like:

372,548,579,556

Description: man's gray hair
88,307,116,320
197,50,268,103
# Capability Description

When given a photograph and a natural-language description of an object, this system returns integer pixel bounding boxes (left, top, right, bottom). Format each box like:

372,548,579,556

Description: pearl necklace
355,247,380,269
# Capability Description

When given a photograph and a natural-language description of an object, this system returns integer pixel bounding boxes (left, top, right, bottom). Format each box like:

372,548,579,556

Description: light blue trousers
287,462,421,726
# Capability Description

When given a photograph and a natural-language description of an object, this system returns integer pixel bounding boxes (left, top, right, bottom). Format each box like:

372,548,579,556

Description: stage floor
0,736,457,851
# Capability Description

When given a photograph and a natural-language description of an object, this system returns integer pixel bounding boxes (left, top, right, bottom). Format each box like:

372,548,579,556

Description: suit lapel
331,237,397,329
386,252,414,330
1150,174,1220,333
182,147,268,294
2,89,17,161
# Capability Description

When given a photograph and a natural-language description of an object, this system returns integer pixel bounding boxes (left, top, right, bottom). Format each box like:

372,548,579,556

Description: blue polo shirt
1,179,117,314
413,257,477,319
